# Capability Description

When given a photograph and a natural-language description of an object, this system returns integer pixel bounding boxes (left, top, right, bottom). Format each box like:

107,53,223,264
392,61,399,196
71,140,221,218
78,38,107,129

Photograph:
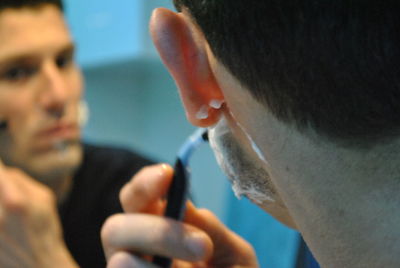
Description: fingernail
148,164,167,182
142,164,172,190
159,163,172,177
185,232,207,259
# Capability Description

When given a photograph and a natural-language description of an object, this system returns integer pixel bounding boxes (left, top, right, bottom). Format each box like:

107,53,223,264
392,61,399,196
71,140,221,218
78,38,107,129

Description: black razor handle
152,159,189,267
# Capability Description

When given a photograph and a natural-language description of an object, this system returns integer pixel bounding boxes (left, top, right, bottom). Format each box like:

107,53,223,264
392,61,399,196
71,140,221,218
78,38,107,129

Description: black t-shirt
58,143,153,268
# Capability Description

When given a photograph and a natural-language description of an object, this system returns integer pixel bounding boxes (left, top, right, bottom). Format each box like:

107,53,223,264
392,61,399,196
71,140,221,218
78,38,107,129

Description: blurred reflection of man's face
0,5,83,184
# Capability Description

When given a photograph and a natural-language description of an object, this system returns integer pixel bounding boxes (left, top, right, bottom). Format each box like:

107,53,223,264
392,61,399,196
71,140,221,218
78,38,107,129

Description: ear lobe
150,8,224,127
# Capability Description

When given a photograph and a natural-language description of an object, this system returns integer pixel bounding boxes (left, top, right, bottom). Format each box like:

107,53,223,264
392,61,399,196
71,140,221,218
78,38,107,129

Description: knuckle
101,214,125,245
150,221,193,260
121,181,148,206
4,194,26,214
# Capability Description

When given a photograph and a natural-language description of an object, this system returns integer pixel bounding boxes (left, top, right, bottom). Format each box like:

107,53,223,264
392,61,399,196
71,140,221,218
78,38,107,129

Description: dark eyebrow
58,43,75,56
0,42,76,66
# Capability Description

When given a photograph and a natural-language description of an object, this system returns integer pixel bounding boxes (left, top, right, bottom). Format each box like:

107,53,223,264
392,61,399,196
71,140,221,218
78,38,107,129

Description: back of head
0,0,63,12
174,0,400,148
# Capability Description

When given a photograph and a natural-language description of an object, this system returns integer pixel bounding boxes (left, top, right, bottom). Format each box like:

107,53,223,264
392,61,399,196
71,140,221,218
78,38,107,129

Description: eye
1,65,37,81
56,52,74,69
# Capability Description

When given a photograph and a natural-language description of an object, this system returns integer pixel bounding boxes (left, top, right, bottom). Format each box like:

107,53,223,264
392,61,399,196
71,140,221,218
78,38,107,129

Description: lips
37,123,79,140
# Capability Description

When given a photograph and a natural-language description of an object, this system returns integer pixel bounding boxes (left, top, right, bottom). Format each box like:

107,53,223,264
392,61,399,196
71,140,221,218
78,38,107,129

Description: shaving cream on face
54,140,69,158
78,100,89,127
208,116,278,204
231,180,275,204
235,120,269,165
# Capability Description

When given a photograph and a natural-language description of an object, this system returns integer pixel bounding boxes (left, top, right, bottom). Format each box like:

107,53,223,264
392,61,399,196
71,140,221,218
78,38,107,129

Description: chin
26,141,83,183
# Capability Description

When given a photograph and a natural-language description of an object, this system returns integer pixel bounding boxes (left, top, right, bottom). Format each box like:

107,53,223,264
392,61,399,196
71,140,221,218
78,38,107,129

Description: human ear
150,8,224,127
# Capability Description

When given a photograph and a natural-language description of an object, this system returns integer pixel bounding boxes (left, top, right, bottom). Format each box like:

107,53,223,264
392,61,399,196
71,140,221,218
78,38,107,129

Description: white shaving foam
208,117,277,204
231,180,276,204
78,100,89,127
54,140,68,158
228,111,269,166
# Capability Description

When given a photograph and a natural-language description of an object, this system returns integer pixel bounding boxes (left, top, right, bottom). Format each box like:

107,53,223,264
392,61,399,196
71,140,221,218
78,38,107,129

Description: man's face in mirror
0,5,83,182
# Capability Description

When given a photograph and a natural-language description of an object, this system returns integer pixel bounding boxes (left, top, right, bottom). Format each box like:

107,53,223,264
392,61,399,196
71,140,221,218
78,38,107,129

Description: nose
39,61,69,118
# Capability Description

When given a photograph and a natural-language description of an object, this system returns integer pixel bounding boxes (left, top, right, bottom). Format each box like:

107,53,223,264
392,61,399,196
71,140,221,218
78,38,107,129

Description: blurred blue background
64,1,300,267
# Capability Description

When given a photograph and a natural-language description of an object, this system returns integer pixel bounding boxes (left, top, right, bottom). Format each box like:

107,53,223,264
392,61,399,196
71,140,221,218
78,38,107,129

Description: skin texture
101,7,400,268
0,5,83,267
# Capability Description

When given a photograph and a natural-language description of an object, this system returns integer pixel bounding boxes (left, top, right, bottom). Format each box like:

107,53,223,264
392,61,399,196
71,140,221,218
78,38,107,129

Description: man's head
0,0,83,189
150,1,400,231
171,1,400,147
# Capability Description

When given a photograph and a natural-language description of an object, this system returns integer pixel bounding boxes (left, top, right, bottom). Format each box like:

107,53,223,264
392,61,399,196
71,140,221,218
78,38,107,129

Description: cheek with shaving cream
226,109,269,166
208,116,278,205
78,100,89,127
231,180,276,204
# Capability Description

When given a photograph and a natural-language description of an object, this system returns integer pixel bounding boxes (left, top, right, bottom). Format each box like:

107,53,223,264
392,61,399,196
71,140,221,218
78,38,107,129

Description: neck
275,133,400,267
29,168,75,204
49,174,73,203
297,174,400,268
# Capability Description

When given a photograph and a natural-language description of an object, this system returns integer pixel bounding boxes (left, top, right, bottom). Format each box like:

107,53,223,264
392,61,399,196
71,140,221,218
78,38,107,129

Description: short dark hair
174,0,400,147
0,0,63,12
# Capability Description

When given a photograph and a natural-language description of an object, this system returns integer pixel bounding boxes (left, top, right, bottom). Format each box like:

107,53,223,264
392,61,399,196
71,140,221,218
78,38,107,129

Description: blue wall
64,0,172,67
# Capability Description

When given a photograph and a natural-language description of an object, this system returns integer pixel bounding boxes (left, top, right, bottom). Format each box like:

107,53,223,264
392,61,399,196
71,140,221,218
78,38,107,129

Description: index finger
120,164,174,213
